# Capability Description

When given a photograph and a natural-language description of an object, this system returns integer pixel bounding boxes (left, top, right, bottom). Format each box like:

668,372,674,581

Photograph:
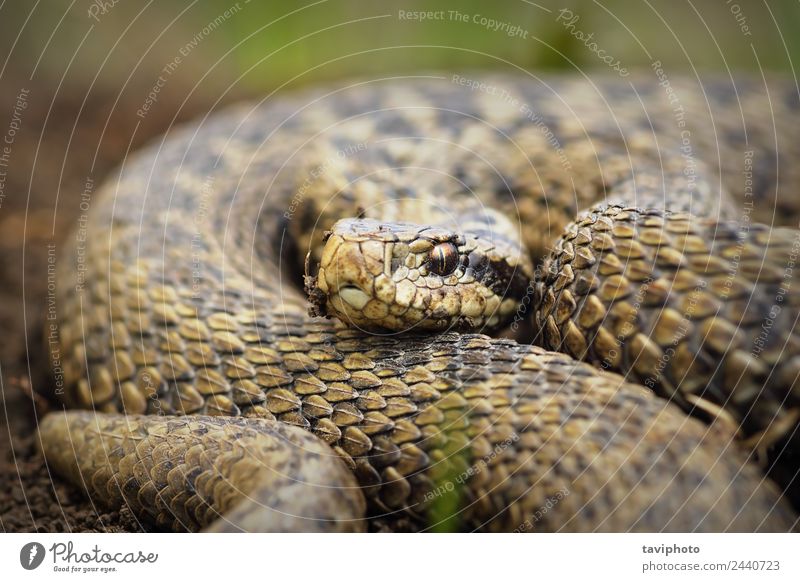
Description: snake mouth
337,285,371,310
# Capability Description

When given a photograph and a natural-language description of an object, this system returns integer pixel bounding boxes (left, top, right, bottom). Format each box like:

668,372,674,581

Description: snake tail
38,411,366,532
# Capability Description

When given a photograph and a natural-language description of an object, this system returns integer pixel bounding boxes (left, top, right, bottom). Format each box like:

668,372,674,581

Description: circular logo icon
20,542,46,570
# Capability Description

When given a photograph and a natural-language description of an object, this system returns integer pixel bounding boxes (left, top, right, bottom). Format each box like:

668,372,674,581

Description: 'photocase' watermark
20,542,46,570
556,9,629,77
87,0,122,22
26,541,159,574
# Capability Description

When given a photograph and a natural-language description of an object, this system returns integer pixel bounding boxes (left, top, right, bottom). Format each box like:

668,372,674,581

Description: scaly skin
41,74,799,531
39,412,365,532
534,205,800,457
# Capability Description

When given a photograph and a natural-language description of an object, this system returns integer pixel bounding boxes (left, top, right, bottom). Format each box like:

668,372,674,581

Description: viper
40,74,800,532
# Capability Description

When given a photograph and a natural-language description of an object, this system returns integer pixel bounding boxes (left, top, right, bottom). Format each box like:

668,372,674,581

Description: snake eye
428,242,459,276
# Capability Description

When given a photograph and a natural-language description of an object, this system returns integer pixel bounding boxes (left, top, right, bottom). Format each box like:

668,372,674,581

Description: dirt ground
0,75,227,532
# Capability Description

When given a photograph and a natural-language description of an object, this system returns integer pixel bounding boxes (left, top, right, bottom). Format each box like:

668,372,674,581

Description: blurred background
1,0,798,531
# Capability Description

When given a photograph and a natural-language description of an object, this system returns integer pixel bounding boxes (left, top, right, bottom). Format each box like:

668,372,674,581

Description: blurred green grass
3,0,799,95
217,0,800,81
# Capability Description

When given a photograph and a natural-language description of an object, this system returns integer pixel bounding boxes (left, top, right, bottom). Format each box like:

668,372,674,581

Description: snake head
305,217,533,333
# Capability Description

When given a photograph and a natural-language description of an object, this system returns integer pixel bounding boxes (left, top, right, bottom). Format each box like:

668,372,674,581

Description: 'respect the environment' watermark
451,74,572,171
46,243,65,396
190,174,216,300
137,1,250,119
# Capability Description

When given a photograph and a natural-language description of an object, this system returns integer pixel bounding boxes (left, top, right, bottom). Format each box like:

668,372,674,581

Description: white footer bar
1,533,796,581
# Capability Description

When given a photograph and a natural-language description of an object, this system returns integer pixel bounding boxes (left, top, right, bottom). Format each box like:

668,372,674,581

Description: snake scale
40,74,800,532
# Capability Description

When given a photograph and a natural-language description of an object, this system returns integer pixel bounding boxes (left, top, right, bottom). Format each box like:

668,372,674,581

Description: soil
0,73,227,532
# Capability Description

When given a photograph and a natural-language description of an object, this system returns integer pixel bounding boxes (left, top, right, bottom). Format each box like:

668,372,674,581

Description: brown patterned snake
41,74,800,532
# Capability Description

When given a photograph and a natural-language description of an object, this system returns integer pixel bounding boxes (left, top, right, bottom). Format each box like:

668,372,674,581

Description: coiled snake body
42,74,800,532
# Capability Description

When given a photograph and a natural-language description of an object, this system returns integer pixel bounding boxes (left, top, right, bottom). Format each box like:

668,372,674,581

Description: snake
39,73,800,532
